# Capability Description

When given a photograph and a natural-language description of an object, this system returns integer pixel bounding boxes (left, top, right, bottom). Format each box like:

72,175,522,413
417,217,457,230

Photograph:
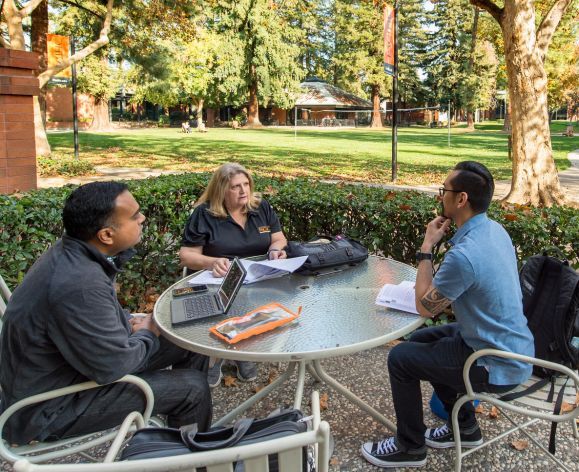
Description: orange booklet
210,303,301,344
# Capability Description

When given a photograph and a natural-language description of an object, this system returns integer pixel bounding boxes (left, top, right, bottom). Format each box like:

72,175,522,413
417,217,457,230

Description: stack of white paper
376,280,419,314
188,256,309,285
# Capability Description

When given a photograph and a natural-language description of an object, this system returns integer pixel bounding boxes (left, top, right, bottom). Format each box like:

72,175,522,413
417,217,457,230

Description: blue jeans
388,323,515,451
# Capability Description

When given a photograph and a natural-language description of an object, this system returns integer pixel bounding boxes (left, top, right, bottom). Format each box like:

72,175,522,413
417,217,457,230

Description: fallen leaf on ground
488,406,499,419
320,393,329,410
386,340,402,348
474,404,486,414
561,401,575,413
267,369,279,384
329,457,340,466
253,384,265,394
511,439,529,451
223,375,237,388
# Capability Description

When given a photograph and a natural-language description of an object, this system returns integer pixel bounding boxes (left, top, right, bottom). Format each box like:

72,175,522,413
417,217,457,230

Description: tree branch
37,0,114,88
536,0,573,60
19,0,47,17
469,0,503,24
54,0,105,20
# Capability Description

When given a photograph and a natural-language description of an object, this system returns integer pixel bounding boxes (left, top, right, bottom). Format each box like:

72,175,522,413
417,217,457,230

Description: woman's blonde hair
195,163,261,218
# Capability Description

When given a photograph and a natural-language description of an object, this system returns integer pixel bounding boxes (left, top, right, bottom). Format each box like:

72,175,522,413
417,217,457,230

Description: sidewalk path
37,151,579,204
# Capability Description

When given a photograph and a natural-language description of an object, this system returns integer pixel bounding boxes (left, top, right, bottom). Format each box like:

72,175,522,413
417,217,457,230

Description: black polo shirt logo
258,226,271,233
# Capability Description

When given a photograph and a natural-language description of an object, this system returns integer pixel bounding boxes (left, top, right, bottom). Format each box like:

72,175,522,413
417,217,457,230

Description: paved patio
2,347,576,471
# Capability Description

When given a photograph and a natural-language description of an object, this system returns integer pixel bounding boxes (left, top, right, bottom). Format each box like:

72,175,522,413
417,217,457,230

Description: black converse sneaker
424,423,483,449
361,437,427,468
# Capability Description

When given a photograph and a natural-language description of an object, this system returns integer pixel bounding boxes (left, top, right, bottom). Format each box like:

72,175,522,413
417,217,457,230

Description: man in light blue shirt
362,161,534,469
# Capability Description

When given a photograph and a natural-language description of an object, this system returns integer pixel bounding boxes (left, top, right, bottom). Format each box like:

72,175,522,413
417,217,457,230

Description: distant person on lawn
179,163,288,387
361,161,534,469
0,182,211,445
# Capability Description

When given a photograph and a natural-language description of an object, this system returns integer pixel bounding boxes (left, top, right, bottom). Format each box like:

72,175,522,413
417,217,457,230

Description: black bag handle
180,418,254,451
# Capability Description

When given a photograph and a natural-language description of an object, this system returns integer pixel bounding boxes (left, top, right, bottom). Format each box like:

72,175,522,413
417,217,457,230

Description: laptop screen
217,258,246,312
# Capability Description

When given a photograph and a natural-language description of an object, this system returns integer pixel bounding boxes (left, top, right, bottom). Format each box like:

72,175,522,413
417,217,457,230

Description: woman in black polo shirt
179,163,288,387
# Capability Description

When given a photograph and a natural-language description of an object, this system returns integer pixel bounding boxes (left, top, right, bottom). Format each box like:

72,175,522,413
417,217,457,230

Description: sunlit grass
47,121,576,185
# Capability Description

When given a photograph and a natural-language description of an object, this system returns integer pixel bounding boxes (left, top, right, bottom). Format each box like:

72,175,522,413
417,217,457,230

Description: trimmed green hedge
1,173,577,309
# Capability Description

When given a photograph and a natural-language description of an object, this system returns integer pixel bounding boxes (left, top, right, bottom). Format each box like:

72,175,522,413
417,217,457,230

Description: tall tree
207,0,304,127
544,4,579,120
422,0,473,115
460,39,498,129
2,0,115,156
333,0,392,128
31,0,48,124
471,0,574,205
76,54,121,130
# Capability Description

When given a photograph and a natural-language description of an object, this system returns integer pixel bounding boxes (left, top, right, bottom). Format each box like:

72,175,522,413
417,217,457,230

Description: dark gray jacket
0,236,159,444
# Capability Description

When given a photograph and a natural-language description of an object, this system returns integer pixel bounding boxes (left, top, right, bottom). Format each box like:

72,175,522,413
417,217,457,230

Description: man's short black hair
450,161,494,213
63,181,129,241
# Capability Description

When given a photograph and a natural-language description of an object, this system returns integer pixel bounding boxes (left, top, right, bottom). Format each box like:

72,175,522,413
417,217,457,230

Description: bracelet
267,248,283,254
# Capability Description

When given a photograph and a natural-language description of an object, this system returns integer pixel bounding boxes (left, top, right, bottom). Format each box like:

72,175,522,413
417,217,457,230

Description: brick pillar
0,49,40,194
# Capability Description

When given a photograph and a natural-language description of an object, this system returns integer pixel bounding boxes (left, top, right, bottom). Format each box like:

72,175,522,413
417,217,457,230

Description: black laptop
171,257,247,326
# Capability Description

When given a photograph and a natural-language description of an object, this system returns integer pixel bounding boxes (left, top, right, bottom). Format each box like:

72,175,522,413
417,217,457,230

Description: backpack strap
498,377,550,402
498,375,568,455
548,376,569,454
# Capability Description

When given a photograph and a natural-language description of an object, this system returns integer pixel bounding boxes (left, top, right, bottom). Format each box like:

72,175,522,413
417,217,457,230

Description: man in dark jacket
0,182,211,445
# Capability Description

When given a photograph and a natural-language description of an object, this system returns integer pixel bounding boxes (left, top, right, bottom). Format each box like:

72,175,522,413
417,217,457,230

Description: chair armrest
0,375,154,445
462,349,579,395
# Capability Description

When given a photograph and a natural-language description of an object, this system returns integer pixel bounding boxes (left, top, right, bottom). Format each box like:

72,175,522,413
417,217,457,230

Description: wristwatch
415,251,433,262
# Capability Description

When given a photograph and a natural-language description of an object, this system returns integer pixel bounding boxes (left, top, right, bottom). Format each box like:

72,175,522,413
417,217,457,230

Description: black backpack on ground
519,253,579,376
499,252,579,454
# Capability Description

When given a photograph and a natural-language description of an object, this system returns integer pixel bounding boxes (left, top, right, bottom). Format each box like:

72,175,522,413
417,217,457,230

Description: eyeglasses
438,187,464,197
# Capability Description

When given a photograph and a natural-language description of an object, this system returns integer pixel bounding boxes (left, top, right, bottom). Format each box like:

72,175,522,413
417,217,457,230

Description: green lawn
47,121,577,186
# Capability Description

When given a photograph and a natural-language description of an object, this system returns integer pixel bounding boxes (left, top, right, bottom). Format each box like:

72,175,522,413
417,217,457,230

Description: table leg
306,362,323,383
293,361,307,409
312,360,396,432
213,361,297,427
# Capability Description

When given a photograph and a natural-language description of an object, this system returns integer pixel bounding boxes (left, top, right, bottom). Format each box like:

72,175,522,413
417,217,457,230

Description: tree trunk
501,0,565,206
196,99,204,127
370,84,383,128
31,0,48,125
465,8,479,132
246,66,262,128
466,111,475,130
90,98,112,131
502,105,511,132
33,96,51,156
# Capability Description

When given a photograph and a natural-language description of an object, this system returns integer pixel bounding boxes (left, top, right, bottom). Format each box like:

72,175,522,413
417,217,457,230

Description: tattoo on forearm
420,288,451,315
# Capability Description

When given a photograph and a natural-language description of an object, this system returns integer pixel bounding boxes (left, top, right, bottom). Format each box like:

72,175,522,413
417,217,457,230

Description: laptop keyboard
183,295,217,320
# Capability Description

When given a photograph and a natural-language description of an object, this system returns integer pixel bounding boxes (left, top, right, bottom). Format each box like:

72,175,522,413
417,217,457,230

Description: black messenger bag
120,408,312,471
286,234,369,275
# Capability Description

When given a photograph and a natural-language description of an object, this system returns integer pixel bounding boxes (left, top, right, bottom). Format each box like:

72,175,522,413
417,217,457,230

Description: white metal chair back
451,349,579,472
13,391,331,472
0,273,11,318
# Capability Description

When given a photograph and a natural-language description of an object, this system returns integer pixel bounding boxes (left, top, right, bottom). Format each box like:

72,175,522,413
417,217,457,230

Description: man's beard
440,200,448,219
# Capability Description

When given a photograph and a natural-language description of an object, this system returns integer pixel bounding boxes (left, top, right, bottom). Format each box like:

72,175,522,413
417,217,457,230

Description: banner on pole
47,34,71,84
383,5,395,76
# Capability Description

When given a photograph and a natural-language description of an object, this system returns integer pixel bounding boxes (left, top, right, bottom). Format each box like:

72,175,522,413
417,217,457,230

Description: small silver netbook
171,257,247,325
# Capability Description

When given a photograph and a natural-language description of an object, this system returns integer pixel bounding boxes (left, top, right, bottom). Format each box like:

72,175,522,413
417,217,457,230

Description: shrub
1,174,577,310
37,156,96,177
158,115,170,126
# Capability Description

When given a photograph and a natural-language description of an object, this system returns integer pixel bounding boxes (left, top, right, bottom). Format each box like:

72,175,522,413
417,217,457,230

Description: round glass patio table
154,256,425,429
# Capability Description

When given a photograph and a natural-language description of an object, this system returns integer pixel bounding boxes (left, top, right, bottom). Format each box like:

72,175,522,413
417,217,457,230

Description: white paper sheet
188,256,309,285
376,280,419,314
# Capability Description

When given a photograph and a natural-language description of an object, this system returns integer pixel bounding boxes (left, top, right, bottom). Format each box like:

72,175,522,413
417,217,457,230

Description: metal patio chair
13,391,331,472
451,349,579,472
0,273,157,464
